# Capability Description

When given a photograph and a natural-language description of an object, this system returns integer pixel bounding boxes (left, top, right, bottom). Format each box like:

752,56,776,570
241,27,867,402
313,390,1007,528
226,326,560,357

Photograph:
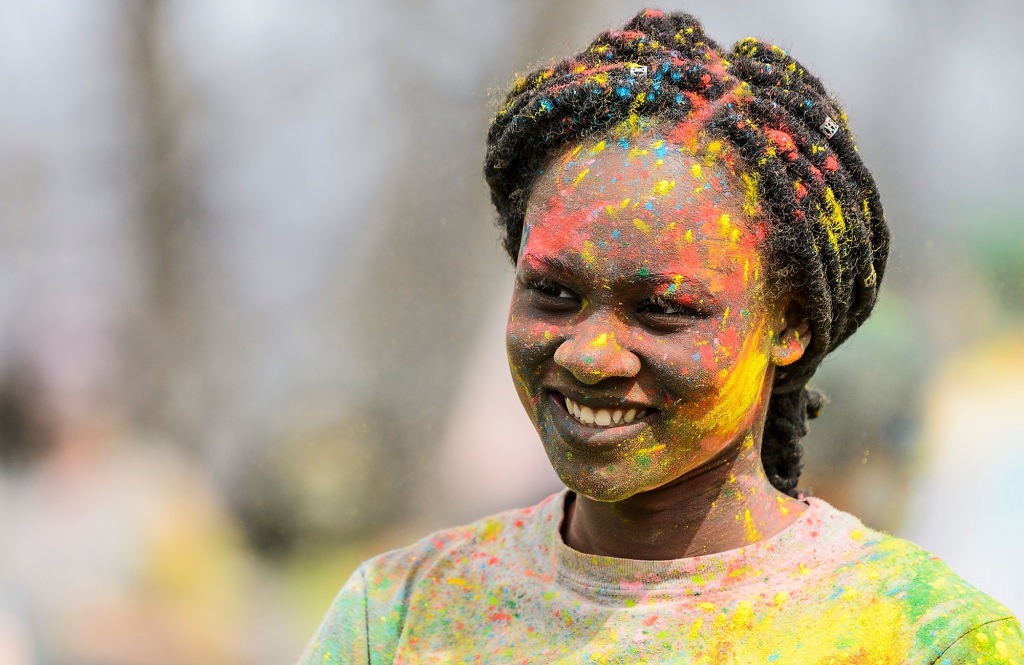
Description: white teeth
579,406,595,425
562,397,647,428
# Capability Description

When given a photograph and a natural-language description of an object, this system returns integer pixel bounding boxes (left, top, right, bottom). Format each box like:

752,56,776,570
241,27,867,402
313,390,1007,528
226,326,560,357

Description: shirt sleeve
933,617,1024,664
297,566,370,665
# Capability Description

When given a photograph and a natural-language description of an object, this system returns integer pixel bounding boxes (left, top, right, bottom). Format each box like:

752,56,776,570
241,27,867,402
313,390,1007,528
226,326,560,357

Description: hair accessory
820,115,840,138
629,64,648,78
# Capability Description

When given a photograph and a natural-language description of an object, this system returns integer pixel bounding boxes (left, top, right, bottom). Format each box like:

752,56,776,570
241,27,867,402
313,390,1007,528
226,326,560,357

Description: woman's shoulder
808,498,995,587
803,497,1020,654
355,490,565,586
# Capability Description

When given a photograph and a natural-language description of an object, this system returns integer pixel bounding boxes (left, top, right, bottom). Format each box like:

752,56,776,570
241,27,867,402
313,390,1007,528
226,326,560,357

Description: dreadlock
484,9,889,496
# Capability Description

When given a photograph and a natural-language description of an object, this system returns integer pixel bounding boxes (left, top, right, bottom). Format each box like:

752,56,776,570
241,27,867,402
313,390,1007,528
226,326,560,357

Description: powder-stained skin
507,133,788,506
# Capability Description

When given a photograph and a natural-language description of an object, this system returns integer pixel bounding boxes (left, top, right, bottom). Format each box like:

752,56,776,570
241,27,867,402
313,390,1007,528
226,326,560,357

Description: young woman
300,10,1023,663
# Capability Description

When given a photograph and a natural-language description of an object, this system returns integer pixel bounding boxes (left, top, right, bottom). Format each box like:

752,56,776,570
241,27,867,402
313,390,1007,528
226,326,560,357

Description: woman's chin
546,455,658,503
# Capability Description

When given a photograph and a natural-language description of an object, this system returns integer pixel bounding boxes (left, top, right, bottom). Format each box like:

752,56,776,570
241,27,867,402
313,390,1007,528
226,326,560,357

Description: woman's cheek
688,320,772,439
643,324,731,403
653,315,770,434
505,312,561,403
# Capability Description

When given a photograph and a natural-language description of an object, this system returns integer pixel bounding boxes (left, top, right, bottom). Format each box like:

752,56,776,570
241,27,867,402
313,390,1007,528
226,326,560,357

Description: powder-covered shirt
299,491,1023,664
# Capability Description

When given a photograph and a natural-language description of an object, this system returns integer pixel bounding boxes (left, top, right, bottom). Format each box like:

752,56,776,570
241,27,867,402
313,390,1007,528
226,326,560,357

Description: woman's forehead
519,131,766,294
523,131,762,248
528,131,754,223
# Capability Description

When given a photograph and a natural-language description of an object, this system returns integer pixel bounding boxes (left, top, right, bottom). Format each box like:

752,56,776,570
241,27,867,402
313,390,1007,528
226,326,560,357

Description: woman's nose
553,329,641,385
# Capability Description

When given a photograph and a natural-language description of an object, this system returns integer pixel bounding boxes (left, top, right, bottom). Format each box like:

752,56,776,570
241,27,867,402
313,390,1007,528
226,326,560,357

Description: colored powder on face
653,180,676,196
691,321,770,437
581,240,596,264
632,217,651,234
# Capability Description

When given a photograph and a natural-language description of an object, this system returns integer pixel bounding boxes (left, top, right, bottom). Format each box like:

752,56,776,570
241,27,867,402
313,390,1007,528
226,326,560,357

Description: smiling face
506,131,799,502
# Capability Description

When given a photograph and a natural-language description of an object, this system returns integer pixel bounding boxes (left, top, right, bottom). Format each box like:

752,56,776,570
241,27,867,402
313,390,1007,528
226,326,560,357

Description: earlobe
771,322,811,367
770,298,811,367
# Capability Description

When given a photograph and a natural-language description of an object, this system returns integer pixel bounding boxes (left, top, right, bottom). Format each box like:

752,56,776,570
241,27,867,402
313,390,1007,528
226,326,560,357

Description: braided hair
484,9,889,496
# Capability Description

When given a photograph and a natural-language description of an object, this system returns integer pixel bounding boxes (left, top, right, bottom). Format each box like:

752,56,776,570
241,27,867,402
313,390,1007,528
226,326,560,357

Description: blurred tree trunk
122,0,206,449
348,0,600,519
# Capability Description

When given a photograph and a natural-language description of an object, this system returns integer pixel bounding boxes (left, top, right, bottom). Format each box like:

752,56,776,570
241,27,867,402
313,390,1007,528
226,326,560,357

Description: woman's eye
538,284,576,299
638,297,703,319
525,280,579,306
644,301,683,315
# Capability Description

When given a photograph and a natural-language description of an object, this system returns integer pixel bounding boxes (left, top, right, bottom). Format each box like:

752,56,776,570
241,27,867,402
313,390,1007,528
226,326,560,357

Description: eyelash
641,295,695,316
525,279,579,302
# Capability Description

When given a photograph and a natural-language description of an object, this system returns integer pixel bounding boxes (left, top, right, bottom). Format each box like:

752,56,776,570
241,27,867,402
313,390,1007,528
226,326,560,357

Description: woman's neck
563,441,807,560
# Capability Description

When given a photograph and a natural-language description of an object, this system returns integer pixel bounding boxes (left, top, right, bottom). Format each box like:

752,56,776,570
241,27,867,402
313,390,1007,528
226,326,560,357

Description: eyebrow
519,254,714,293
519,254,577,278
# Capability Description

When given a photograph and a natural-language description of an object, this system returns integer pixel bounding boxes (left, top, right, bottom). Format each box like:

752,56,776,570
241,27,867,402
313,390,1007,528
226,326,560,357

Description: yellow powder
693,322,769,437
820,187,846,257
581,240,596,264
653,179,676,196
744,509,760,543
741,173,760,216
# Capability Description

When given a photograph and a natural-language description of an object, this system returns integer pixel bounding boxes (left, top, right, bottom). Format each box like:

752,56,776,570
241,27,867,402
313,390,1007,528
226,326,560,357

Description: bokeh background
1,0,1023,662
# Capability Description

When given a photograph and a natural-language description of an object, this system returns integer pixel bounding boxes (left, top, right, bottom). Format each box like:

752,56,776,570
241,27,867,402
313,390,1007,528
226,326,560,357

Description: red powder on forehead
521,194,612,264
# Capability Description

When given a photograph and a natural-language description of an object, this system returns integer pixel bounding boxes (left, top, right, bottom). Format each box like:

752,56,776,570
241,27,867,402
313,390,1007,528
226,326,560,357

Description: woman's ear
770,297,811,367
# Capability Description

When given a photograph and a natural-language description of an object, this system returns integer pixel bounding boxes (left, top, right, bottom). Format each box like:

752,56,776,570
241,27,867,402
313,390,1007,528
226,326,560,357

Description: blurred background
0,0,1022,662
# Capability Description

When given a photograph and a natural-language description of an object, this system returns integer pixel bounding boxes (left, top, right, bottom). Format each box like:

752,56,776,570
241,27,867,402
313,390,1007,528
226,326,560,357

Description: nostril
554,338,641,382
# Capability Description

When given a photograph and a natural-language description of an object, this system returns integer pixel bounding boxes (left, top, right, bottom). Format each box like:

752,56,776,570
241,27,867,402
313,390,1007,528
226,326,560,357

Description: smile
562,395,649,428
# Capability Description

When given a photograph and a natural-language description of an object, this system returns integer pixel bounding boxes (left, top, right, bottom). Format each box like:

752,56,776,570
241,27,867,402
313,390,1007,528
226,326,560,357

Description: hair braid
485,9,890,496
